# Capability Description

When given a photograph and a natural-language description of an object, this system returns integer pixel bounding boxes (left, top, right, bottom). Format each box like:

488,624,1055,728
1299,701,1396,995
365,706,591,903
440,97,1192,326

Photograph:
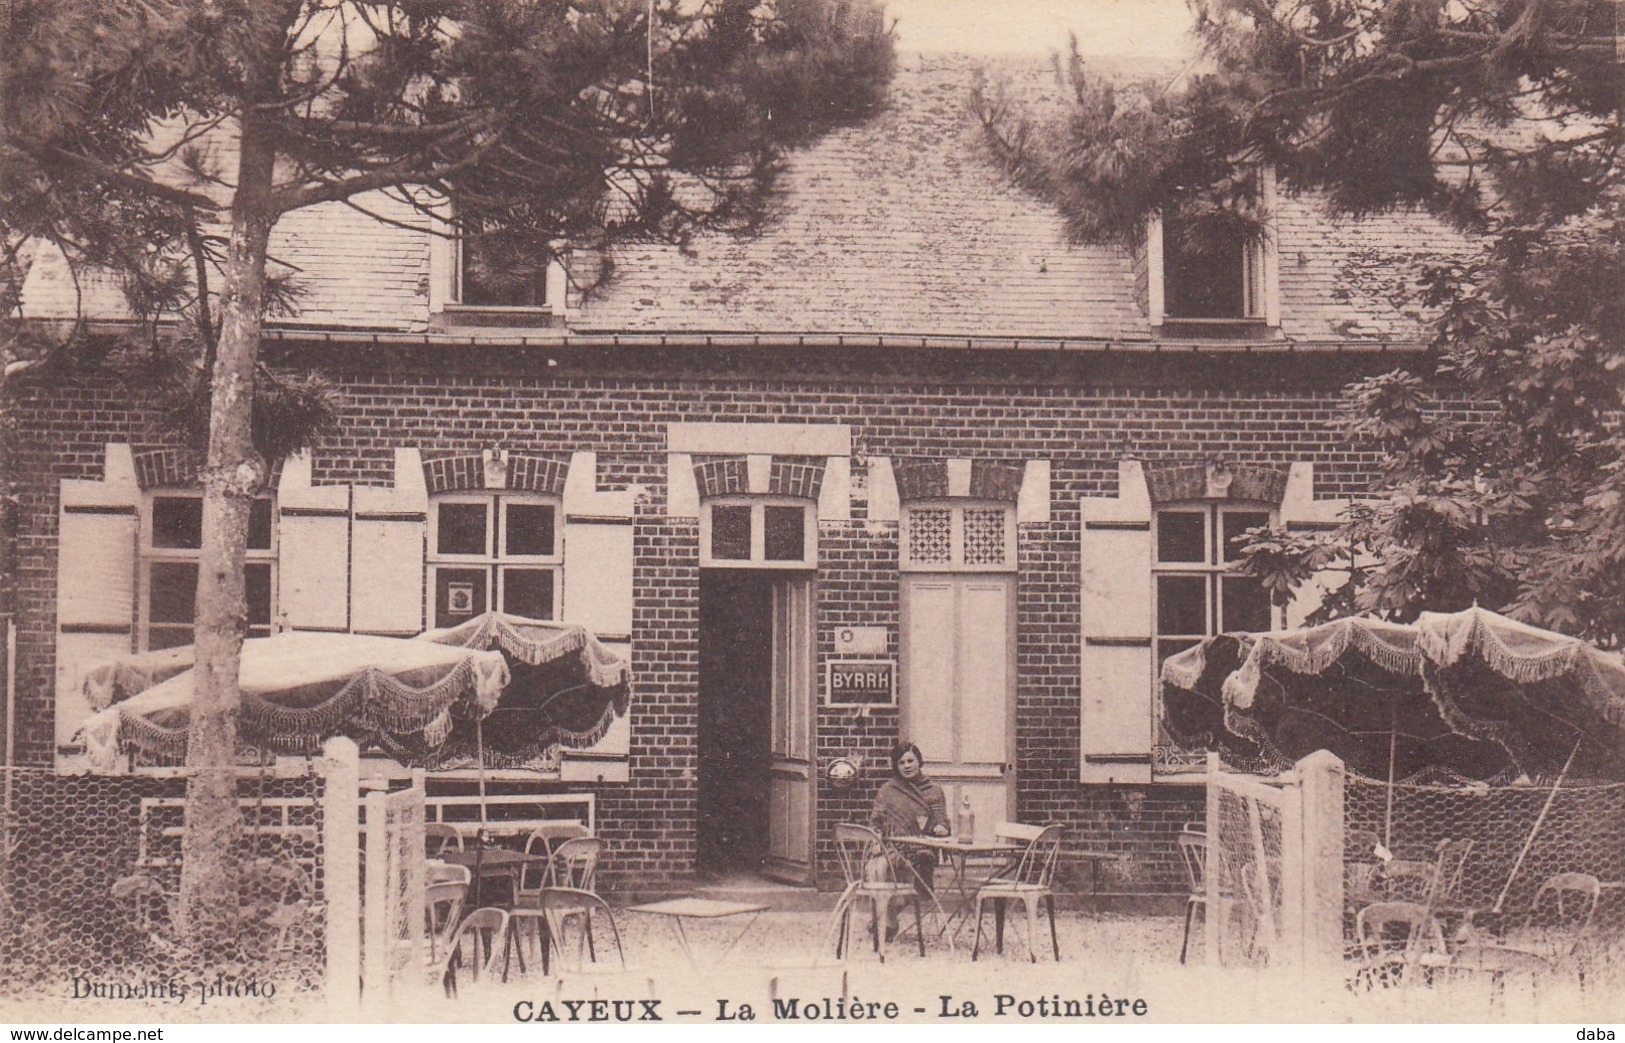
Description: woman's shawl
869,775,949,837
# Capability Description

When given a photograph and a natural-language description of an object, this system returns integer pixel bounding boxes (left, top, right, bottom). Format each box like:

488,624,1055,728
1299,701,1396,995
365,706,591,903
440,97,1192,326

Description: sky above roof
885,0,1197,60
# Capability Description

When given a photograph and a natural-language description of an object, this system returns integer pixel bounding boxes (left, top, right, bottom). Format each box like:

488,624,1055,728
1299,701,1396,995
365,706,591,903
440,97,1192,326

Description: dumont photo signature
0,0,1621,1029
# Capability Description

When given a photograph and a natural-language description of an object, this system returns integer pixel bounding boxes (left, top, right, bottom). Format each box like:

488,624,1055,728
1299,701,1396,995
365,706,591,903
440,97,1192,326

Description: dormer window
1147,167,1279,331
456,235,550,308
430,213,565,329
1162,214,1263,321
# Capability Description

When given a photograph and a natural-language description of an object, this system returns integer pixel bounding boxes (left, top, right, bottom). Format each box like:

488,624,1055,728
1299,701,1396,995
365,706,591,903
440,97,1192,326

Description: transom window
141,492,275,651
700,496,816,569
1153,503,1273,666
900,500,1015,572
427,492,561,627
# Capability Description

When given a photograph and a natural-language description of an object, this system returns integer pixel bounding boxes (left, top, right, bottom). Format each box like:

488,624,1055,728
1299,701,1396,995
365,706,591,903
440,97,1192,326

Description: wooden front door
765,575,816,882
900,574,1016,841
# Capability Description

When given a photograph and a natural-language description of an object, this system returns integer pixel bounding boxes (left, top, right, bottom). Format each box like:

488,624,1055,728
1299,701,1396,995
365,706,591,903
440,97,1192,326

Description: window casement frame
426,490,564,623
899,498,1018,573
1151,500,1279,660
138,489,278,651
1151,499,1277,777
699,494,818,569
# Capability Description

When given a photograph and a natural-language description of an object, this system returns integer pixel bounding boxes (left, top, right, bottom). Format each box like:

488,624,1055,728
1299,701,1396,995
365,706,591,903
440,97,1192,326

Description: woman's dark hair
890,742,924,776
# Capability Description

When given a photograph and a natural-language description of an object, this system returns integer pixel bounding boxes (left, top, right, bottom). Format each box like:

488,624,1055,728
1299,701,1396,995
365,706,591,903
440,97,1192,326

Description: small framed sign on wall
826,659,896,707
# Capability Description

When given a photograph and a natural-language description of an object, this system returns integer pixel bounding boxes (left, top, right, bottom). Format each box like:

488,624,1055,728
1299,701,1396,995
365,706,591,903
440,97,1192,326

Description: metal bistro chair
504,836,621,978
425,823,464,857
971,822,1065,963
1176,823,1207,965
425,880,469,968
1352,900,1450,989
831,823,927,962
1458,871,1602,977
441,907,508,997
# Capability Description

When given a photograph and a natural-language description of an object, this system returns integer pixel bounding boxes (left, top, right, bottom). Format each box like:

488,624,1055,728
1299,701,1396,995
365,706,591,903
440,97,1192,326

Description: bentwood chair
971,823,1065,962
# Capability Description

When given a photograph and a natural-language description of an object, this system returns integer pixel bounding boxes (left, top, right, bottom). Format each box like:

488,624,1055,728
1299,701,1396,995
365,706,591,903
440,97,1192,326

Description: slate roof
16,53,1475,347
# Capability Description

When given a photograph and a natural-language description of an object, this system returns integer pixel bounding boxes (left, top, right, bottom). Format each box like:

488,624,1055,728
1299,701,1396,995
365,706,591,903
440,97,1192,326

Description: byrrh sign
826,659,896,707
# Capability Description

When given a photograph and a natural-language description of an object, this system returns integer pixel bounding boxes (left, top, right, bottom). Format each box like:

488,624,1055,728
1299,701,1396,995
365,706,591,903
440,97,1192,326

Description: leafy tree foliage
977,0,1624,645
1,0,893,947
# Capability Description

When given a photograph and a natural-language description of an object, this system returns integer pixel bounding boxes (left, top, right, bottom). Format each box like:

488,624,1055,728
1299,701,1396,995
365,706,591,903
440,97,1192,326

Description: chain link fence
0,766,328,1003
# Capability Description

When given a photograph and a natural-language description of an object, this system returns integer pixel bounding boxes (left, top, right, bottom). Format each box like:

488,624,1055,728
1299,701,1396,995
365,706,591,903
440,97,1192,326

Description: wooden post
1294,750,1346,984
319,737,361,1019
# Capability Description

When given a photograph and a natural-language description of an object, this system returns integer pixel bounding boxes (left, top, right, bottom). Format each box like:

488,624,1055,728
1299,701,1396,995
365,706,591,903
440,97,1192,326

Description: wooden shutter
1079,460,1154,783
56,445,139,756
561,452,634,641
277,451,351,632
1279,463,1352,628
350,449,426,636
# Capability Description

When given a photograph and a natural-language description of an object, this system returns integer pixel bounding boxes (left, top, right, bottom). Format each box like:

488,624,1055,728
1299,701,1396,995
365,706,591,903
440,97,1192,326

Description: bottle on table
956,794,975,844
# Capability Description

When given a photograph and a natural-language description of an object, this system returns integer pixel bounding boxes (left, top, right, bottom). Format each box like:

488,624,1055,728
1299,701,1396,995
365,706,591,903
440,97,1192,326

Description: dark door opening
697,570,774,873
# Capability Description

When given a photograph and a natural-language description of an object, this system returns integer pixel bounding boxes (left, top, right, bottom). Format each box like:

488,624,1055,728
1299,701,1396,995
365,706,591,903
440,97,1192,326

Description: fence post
362,786,388,1017
1294,750,1346,985
1204,750,1221,966
318,737,360,1019
1279,769,1305,976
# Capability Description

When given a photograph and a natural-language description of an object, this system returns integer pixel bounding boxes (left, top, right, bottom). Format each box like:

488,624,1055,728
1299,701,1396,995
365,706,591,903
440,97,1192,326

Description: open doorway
697,569,817,882
697,571,774,873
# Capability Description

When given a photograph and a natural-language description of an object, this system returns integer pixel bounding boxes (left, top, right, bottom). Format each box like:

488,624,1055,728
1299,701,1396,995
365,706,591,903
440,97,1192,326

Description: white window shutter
1079,460,1155,783
350,448,427,635
56,444,139,758
1279,462,1352,628
277,451,351,632
561,452,634,640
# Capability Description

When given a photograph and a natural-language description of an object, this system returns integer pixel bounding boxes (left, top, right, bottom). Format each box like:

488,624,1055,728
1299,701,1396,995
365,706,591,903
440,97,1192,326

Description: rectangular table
439,848,552,908
627,897,768,968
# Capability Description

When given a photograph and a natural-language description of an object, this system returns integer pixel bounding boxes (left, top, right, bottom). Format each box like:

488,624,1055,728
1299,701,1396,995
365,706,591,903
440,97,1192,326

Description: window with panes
428,492,561,627
1153,503,1273,665
700,496,816,568
142,493,275,651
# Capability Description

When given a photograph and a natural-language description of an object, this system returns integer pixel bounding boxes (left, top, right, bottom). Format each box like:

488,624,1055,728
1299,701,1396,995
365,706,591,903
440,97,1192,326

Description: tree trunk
176,115,276,950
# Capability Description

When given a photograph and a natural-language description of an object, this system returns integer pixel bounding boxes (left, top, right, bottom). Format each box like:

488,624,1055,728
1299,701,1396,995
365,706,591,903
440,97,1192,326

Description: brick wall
3,346,1490,894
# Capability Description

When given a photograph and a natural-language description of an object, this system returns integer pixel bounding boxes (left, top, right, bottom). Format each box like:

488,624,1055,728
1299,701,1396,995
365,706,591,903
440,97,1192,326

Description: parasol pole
475,718,489,827
1384,700,1398,850
1492,738,1582,914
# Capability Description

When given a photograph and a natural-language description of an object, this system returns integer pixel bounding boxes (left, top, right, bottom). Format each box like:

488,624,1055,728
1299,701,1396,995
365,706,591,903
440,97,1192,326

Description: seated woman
868,741,949,940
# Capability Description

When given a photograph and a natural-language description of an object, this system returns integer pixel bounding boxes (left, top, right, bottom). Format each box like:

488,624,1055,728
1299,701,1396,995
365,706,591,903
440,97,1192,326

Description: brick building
5,55,1471,897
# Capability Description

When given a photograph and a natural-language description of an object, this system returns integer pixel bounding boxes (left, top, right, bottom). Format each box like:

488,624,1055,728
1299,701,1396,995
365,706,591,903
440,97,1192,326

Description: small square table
627,897,768,968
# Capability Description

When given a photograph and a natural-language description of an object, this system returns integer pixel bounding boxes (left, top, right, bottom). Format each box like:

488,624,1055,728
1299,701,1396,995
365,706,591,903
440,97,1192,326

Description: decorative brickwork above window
692,456,750,498
968,461,1024,502
893,459,950,501
131,448,202,490
506,456,569,495
1143,461,1289,506
422,454,486,494
421,452,567,495
768,456,826,500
